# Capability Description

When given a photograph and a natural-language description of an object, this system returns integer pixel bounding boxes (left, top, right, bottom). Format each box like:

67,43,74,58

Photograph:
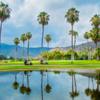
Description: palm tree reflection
84,71,100,100
40,71,44,100
45,71,52,94
20,72,26,94
12,73,19,90
26,71,31,95
68,70,79,100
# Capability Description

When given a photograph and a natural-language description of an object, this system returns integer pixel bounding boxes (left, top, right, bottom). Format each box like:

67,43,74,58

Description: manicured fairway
0,60,100,71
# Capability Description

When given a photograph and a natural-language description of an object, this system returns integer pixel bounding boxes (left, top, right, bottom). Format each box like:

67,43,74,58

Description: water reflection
0,70,100,100
84,71,100,100
68,70,79,100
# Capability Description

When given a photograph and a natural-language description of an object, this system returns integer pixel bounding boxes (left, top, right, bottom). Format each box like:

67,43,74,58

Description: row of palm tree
0,2,100,60
0,1,10,51
84,15,100,60
65,8,79,60
14,32,32,60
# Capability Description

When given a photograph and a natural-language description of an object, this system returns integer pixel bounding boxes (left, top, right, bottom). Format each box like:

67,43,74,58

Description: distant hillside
0,43,51,58
63,42,100,51
0,42,100,58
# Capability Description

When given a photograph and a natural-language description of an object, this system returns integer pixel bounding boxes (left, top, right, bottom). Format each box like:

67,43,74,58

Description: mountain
62,42,100,51
0,42,100,58
0,43,51,58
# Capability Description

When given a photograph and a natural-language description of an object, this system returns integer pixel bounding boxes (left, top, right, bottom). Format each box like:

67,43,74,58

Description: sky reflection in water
0,70,99,100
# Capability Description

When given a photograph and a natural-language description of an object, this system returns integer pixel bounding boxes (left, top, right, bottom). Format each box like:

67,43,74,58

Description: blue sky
1,0,100,47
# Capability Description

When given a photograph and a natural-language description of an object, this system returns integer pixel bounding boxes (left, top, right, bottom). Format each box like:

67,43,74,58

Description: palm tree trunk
41,25,44,48
27,39,30,60
74,75,77,92
72,75,74,93
23,42,25,60
91,77,94,89
15,45,18,60
88,77,90,89
74,36,76,49
0,21,3,44
41,71,43,100
27,73,29,88
71,24,74,60
47,71,49,84
22,72,24,85
95,42,99,60
47,42,49,48
15,74,17,82
87,40,89,60
0,21,3,52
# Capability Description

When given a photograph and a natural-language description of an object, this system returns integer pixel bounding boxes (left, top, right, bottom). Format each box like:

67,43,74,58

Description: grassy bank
0,60,100,71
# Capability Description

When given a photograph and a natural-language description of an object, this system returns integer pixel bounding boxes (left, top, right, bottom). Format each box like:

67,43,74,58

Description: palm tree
84,32,90,60
84,32,90,42
90,15,100,48
37,12,49,47
14,38,20,60
65,8,79,60
69,30,78,49
89,28,100,60
20,34,27,60
0,2,11,45
26,32,32,60
45,34,52,48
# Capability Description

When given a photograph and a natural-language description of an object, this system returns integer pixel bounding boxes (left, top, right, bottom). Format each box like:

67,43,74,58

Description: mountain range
0,42,100,58
0,43,51,58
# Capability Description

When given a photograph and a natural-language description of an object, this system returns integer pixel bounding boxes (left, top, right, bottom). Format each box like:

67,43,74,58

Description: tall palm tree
45,34,52,48
89,28,100,60
37,12,49,47
69,30,78,49
26,32,32,60
20,34,27,60
65,8,79,60
14,38,20,60
0,2,11,45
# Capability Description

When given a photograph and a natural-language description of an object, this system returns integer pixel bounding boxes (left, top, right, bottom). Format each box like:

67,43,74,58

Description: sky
1,0,100,47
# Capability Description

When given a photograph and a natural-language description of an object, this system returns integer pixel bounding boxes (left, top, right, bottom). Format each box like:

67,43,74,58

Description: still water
0,70,100,100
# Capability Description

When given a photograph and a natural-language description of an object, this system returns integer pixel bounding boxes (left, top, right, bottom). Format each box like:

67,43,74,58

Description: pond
0,70,100,100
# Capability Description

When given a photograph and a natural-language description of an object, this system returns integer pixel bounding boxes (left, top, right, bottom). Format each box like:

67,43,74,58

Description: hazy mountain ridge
0,42,100,57
0,43,51,58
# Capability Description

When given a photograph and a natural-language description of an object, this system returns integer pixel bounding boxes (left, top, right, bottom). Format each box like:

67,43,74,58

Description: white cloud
1,0,100,47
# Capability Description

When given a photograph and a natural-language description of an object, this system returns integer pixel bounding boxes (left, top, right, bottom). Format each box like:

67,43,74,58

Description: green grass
1,60,100,65
0,60,100,71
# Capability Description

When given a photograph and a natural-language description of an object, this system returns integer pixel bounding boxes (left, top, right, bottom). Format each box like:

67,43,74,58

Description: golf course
0,60,100,72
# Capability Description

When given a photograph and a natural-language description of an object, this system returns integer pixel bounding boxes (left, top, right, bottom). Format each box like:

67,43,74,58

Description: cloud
1,0,100,47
